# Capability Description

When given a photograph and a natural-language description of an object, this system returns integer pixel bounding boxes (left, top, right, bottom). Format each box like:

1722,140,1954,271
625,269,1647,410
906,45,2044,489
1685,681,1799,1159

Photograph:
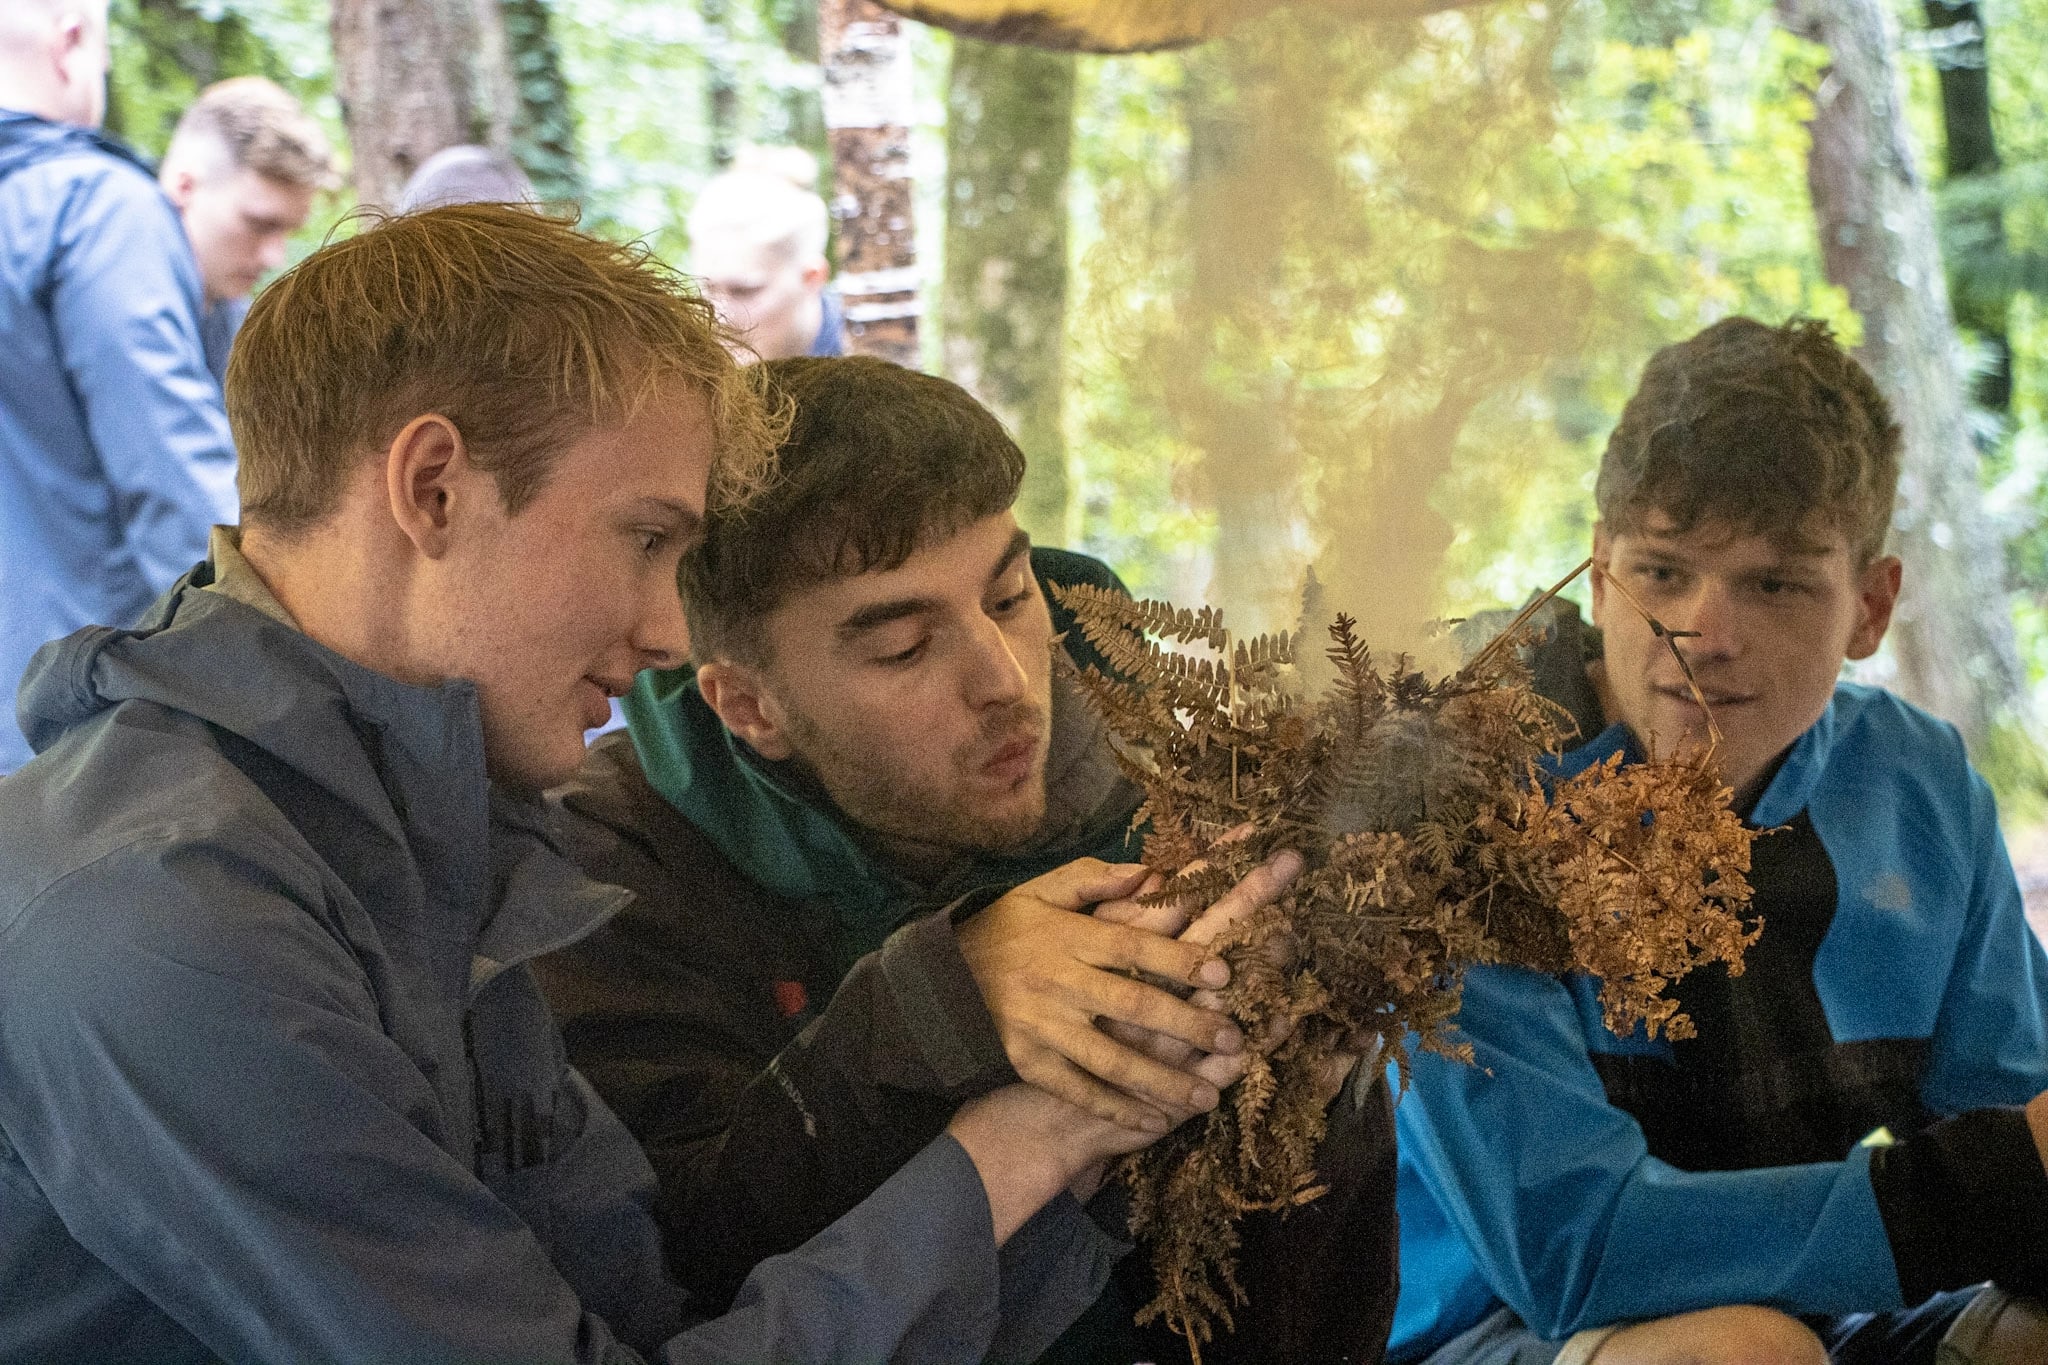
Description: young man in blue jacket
1391,317,2048,1365
0,205,1185,1364
0,0,239,775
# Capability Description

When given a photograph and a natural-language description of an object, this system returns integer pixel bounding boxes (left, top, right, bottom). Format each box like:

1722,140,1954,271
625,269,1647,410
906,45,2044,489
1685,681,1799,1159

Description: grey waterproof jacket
0,559,1118,1364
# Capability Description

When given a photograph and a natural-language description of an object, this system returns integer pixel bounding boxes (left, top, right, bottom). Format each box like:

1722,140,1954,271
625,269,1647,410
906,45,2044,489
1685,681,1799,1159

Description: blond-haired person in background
157,76,336,384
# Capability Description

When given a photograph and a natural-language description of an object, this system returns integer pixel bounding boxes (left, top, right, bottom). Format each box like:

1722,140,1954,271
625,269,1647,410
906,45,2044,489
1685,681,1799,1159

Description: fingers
1018,858,1151,912
1083,915,1232,992
1183,848,1304,948
1017,1049,1172,1134
1092,872,1187,934
1056,1023,1225,1115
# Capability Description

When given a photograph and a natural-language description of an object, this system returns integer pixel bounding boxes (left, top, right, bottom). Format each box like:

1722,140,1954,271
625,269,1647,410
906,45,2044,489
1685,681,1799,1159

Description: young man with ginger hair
539,355,1401,1364
0,206,1183,1364
1391,317,2048,1365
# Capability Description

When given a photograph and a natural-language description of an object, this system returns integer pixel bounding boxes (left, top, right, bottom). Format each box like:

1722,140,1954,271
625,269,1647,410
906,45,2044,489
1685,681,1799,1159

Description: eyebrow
627,497,703,539
835,528,1034,638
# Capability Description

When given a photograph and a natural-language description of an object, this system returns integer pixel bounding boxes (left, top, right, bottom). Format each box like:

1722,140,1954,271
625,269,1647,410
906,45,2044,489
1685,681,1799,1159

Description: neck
240,518,435,689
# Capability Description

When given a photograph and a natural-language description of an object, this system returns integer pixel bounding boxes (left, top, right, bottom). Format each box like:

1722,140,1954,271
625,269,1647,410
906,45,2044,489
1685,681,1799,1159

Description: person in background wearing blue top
157,76,335,385
1392,317,2048,1365
687,146,846,362
0,0,237,775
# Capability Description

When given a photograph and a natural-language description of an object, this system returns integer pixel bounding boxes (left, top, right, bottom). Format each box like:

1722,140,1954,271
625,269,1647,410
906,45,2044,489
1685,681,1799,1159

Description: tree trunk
819,0,920,366
502,0,584,203
1921,0,2009,413
941,39,1074,543
331,0,487,208
1180,49,1304,638
702,0,741,169
771,0,828,159
1777,0,2028,756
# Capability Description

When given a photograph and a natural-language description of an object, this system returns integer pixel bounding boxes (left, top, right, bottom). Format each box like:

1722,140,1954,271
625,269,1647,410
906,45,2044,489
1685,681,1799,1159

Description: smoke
1079,3,1605,666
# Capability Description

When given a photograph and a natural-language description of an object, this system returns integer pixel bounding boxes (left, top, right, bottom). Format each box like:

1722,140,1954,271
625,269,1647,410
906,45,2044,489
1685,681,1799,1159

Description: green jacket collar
622,666,1141,967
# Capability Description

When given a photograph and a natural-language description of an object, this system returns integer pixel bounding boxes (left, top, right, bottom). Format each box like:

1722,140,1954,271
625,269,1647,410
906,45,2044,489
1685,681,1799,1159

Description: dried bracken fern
1052,579,1760,1356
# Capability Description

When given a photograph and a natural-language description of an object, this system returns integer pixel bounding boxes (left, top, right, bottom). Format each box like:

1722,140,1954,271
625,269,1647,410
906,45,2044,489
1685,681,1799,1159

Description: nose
962,613,1030,709
259,233,290,272
633,576,692,672
1667,577,1740,663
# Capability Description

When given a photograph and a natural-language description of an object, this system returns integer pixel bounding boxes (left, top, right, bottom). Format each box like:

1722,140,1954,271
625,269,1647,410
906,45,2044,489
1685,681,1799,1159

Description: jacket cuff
1869,1105,2048,1302
986,1189,1133,1364
876,889,1017,1094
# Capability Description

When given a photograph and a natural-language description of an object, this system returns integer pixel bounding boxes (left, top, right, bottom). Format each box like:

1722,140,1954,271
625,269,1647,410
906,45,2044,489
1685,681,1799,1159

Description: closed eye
874,639,928,666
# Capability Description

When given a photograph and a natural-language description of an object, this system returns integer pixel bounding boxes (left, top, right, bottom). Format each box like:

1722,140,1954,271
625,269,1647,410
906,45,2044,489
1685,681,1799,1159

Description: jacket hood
0,110,149,184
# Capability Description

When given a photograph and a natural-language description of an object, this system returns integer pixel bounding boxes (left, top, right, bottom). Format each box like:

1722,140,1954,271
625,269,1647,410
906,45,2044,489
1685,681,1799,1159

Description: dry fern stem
1052,584,1760,1354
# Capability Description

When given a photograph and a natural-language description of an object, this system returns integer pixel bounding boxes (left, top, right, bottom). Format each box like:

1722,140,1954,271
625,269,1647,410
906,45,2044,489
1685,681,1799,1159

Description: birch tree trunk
331,0,488,208
941,39,1075,542
820,0,921,366
1777,0,2029,757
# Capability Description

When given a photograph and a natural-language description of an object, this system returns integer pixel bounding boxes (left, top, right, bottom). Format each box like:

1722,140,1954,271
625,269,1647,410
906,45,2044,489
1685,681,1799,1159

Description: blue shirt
0,110,237,773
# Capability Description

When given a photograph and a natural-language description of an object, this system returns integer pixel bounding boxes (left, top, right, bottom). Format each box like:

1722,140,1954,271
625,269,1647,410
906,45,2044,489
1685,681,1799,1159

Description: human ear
1588,523,1612,630
384,414,468,559
698,661,795,761
161,163,198,209
1845,554,1903,661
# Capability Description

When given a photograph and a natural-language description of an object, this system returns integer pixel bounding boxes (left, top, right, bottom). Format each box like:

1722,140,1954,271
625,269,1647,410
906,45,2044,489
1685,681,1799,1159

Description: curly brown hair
1595,317,1900,563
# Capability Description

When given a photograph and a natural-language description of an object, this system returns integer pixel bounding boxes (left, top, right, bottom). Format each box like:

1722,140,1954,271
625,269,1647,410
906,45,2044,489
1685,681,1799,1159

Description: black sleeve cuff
1869,1105,2048,1302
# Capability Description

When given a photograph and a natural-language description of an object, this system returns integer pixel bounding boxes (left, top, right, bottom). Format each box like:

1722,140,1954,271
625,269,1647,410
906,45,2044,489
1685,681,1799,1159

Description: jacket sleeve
544,751,1028,1312
1864,768,2048,1302
49,164,237,590
1394,962,1903,1340
0,835,1024,1365
1918,769,2048,1116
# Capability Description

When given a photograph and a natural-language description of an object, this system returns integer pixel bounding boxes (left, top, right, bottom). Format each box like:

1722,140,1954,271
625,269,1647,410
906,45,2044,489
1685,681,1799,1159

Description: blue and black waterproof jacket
1389,683,2048,1360
0,110,237,776
0,558,1113,1364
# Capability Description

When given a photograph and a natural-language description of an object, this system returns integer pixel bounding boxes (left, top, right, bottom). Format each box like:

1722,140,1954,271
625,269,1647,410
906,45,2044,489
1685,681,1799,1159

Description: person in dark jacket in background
0,205,1170,1365
0,0,238,776
540,355,1401,1364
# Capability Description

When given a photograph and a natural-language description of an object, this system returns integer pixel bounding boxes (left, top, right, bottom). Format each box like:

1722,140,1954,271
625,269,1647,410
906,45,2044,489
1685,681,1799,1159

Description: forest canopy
105,0,2048,804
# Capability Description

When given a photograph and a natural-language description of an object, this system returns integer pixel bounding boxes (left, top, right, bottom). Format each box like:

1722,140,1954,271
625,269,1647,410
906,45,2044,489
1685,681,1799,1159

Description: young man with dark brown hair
0,207,1177,1364
1390,318,2048,1365
540,354,1400,1364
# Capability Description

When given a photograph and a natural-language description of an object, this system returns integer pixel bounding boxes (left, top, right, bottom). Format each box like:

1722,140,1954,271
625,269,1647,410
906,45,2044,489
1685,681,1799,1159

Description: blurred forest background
102,0,2048,810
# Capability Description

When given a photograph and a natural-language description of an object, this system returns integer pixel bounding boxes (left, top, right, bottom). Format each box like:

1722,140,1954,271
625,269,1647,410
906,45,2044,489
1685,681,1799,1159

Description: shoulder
0,703,327,945
551,732,796,944
1828,682,1969,767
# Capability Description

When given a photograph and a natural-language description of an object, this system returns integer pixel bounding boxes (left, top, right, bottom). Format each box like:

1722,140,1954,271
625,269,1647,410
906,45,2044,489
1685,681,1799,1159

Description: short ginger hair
679,356,1026,665
1596,317,1901,564
227,205,781,534
165,77,338,192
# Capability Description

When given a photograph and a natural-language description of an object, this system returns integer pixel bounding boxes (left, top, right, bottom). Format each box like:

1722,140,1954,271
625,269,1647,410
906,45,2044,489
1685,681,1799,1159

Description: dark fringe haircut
679,356,1026,664
1595,316,1900,563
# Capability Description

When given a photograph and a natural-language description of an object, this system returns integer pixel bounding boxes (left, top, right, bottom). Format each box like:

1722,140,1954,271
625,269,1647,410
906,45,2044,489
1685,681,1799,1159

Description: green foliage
106,0,330,161
503,0,585,205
